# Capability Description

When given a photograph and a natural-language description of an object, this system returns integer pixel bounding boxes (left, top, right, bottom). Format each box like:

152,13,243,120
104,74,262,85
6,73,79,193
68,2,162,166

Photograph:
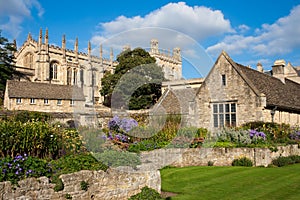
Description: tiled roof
153,88,197,114
227,56,300,112
6,80,85,101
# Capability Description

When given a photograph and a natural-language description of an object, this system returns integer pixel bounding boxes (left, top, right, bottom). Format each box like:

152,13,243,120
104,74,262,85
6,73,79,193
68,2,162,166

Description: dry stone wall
1,145,299,199
0,168,160,200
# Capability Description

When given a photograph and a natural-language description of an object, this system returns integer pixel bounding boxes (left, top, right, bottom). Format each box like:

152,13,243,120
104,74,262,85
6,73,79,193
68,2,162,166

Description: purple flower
249,129,266,140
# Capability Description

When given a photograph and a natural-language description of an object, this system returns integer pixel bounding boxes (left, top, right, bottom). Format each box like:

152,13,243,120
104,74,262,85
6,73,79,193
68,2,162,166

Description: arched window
23,52,33,68
50,62,58,80
73,69,77,85
67,67,72,85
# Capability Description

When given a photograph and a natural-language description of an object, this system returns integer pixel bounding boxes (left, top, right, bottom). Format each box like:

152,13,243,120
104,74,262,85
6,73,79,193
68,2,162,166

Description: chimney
272,59,286,83
256,62,263,73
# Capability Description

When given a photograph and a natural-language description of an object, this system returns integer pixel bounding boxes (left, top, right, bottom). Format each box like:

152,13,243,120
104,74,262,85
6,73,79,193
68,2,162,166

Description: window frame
212,102,237,128
70,99,75,106
44,99,49,105
57,99,62,105
222,74,226,86
30,98,36,105
50,62,58,80
16,98,22,104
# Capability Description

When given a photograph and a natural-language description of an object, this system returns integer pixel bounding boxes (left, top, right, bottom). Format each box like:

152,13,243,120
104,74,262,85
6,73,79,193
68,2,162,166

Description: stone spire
75,37,78,61
62,34,66,59
45,28,49,45
99,44,103,63
88,41,91,56
27,32,32,41
110,47,114,62
38,28,42,45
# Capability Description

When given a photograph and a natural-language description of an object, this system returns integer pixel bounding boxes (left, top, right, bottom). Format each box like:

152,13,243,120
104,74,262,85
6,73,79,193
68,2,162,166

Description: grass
161,164,300,200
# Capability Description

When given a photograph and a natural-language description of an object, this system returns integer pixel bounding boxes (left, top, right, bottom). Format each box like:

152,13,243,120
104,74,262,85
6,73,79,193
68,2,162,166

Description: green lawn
161,164,300,200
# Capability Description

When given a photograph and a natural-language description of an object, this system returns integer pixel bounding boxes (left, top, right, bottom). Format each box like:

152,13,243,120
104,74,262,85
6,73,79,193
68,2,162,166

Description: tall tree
0,31,25,99
100,48,165,110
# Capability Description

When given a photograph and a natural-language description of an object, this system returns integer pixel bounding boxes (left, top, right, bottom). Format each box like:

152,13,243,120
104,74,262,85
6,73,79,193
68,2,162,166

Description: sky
1,0,300,79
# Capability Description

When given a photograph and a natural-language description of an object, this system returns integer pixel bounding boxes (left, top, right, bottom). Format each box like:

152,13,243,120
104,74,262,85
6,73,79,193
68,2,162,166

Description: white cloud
206,5,300,57
96,2,233,42
91,2,232,77
238,24,250,33
0,0,44,38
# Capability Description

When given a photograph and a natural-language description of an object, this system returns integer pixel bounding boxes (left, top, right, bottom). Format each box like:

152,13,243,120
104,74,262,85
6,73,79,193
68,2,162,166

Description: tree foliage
0,31,25,99
100,48,165,110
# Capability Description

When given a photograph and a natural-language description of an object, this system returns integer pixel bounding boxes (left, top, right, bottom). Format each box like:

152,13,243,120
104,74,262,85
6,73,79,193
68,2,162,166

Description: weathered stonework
138,145,300,168
0,168,160,200
1,145,299,199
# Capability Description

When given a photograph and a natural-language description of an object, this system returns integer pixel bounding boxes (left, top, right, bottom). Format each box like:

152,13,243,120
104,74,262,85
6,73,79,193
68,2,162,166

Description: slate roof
6,80,85,101
153,88,197,114
223,52,300,113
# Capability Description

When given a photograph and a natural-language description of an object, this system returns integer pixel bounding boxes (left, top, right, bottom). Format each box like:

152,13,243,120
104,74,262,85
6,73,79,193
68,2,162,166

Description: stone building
3,29,182,125
12,28,118,107
190,51,300,131
149,39,182,81
4,80,85,113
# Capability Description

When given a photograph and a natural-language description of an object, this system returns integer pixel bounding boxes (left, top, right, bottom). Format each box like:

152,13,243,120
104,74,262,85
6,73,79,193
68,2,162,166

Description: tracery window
23,52,33,68
73,69,77,85
67,67,72,85
50,62,58,80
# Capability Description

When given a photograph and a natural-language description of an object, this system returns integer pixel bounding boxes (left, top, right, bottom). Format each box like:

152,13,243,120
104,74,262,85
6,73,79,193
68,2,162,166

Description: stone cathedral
4,28,182,117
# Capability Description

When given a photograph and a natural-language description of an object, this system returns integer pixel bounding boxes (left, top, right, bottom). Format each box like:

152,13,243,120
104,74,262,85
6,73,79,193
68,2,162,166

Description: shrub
271,155,300,167
79,128,106,153
54,178,64,192
232,157,253,167
12,110,51,123
50,153,108,177
0,154,52,185
0,120,86,159
92,150,141,168
80,180,89,191
129,186,163,200
127,140,168,153
208,161,214,166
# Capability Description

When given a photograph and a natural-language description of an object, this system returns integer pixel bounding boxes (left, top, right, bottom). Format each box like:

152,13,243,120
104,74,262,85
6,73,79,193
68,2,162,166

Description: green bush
0,120,86,159
80,180,89,191
240,121,293,143
54,178,64,192
50,153,108,178
0,154,52,185
79,128,106,153
272,155,300,167
127,140,168,153
129,186,163,200
92,150,141,168
232,157,253,167
12,110,51,123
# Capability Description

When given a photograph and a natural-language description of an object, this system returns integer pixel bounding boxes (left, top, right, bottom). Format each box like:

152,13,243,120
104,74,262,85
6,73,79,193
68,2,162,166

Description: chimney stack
257,62,263,73
272,59,286,83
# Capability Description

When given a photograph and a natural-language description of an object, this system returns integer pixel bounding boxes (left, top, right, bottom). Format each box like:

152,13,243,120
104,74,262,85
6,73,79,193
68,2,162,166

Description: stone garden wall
1,145,299,200
139,145,300,168
0,167,160,200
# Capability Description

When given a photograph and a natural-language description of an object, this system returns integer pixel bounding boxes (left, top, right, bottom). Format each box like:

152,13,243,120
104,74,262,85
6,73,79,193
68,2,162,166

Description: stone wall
0,168,160,200
168,145,300,167
1,145,299,199
139,145,300,168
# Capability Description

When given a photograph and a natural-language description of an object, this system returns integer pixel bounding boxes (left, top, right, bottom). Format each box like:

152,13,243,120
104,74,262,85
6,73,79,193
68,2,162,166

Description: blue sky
1,0,300,78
